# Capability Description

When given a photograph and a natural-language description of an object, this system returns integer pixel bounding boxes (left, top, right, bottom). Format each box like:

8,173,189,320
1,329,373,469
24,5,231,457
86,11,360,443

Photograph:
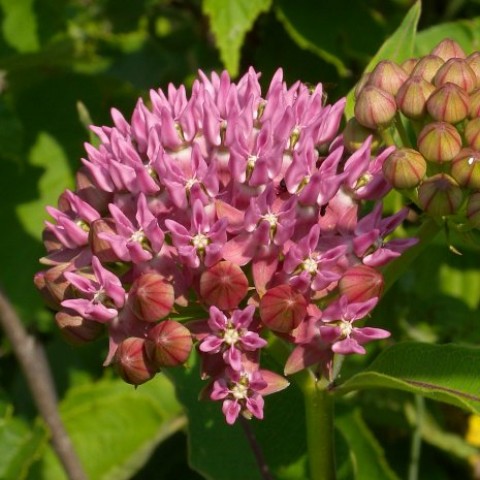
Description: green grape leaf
345,1,421,118
335,343,480,414
202,0,272,76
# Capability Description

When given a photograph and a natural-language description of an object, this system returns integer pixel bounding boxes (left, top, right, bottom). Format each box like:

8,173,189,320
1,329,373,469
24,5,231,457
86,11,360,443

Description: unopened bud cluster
353,39,480,223
36,69,415,424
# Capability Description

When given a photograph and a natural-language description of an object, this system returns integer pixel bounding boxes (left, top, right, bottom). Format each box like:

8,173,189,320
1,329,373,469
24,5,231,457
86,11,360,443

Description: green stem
299,373,336,480
394,112,412,148
408,395,425,480
383,217,442,293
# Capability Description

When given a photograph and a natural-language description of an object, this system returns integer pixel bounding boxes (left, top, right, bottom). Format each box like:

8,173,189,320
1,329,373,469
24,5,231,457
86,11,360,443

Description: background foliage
1,0,480,478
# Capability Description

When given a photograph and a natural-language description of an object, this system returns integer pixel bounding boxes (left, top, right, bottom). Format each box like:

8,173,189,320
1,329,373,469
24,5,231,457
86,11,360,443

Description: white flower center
262,212,278,227
247,155,258,169
192,233,209,250
223,328,240,346
130,229,145,243
231,382,249,400
93,288,106,304
185,178,198,190
302,257,318,274
339,320,353,338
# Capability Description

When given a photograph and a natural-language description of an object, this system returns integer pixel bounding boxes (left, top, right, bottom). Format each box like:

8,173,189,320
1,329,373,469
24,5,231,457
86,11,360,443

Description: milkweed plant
32,6,480,480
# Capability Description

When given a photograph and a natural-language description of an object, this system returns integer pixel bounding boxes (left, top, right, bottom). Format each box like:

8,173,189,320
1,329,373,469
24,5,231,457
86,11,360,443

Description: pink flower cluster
35,69,415,424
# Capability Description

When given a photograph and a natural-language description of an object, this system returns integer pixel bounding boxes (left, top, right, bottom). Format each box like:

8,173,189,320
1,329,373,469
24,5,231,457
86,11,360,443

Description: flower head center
302,257,318,274
247,155,258,169
130,229,146,243
185,178,198,190
339,320,353,338
262,212,278,228
231,382,249,400
223,327,240,346
192,233,209,250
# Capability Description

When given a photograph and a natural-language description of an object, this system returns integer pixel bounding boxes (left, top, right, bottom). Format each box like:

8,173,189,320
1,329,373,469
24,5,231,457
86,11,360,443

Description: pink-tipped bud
467,192,480,227
55,310,104,345
412,55,445,82
367,60,409,96
401,58,419,75
199,261,248,310
129,272,174,322
426,83,470,124
431,38,466,61
464,117,480,150
114,337,158,386
417,122,462,162
44,263,74,307
343,118,379,153
354,86,397,129
451,148,480,189
433,58,477,92
469,88,480,117
338,265,384,302
396,75,435,119
467,52,480,88
147,320,193,367
418,173,463,217
89,218,118,262
382,148,427,189
259,285,307,333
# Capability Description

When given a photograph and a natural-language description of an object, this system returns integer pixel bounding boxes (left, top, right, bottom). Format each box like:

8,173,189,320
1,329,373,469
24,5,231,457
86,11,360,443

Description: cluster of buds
352,39,480,225
35,69,415,424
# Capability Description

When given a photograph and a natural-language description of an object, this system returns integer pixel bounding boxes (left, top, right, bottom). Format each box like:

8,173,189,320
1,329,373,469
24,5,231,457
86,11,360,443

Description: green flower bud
382,148,427,189
431,38,466,61
426,83,470,124
433,58,477,92
411,55,444,82
354,72,371,99
451,148,480,189
417,121,462,162
343,118,380,153
469,88,480,118
465,117,480,150
466,52,480,88
401,58,419,75
418,173,463,216
368,60,409,96
396,75,435,119
466,191,480,227
354,86,397,129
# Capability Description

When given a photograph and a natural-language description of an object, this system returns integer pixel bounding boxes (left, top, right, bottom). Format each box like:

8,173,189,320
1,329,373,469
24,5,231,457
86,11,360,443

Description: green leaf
415,18,480,57
202,0,272,76
16,132,73,241
336,408,400,480
344,1,421,118
0,404,46,480
0,0,39,52
169,351,308,480
35,376,184,480
335,343,480,413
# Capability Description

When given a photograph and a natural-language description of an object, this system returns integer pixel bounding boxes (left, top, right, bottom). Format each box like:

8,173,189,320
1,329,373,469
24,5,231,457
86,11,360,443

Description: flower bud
382,148,427,189
115,337,158,386
34,271,61,310
199,261,248,310
354,73,371,99
433,58,477,92
431,38,466,61
343,118,379,153
367,60,409,96
451,148,480,189
89,218,118,262
338,265,384,302
466,191,480,227
426,83,470,124
259,285,307,333
401,58,418,75
354,86,397,129
469,88,480,117
42,228,62,253
44,263,74,306
412,55,444,82
464,117,480,150
418,173,463,216
467,52,480,88
147,320,192,367
75,167,111,215
396,75,435,119
417,122,462,162
55,310,104,345
129,272,174,322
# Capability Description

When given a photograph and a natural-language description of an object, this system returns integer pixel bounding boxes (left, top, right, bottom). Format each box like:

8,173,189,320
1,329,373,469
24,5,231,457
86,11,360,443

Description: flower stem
408,395,425,480
383,217,442,293
299,372,336,480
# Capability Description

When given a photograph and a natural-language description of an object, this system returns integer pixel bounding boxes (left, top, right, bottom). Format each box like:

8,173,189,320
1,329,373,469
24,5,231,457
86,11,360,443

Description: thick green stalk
299,372,336,480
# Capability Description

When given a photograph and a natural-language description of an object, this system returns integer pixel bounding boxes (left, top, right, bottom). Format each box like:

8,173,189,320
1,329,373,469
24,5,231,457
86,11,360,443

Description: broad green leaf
335,343,480,413
438,263,480,310
0,0,39,53
202,0,272,76
345,1,421,118
414,18,480,57
169,351,308,480
16,132,73,241
35,376,184,480
0,404,46,480
336,408,400,480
